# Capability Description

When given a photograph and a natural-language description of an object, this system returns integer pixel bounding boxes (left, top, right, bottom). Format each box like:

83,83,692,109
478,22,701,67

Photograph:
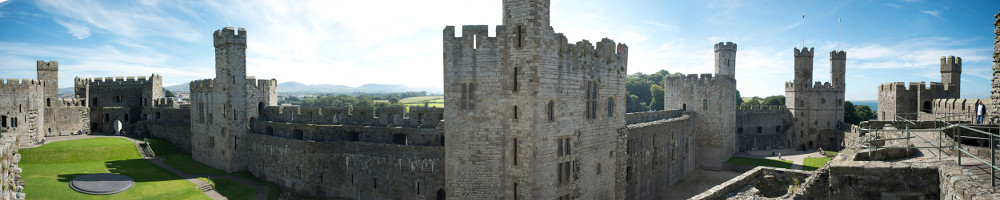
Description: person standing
975,100,986,124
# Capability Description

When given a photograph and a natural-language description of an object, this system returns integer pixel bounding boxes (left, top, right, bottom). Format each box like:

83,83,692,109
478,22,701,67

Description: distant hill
164,82,190,92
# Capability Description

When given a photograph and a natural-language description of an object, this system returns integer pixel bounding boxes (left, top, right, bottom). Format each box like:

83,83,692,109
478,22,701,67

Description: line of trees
626,70,677,113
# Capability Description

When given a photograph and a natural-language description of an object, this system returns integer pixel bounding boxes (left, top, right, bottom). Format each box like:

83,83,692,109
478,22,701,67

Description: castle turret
831,50,846,90
941,55,961,95
503,0,549,28
715,42,737,78
214,27,247,91
794,47,814,86
36,60,59,101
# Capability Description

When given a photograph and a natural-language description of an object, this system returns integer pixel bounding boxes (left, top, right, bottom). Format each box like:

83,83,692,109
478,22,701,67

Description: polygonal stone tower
794,47,814,85
444,0,628,199
831,51,846,90
715,42,737,78
36,60,59,101
940,56,961,96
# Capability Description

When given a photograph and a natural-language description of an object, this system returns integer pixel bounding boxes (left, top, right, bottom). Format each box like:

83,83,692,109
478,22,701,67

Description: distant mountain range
62,81,443,95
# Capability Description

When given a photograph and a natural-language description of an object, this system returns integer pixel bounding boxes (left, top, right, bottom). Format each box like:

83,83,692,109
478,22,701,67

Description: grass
803,151,839,171
148,138,280,200
726,156,794,169
214,177,257,200
20,137,210,199
147,139,228,175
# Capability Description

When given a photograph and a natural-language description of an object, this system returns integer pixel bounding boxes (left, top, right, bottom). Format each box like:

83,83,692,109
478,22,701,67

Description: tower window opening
472,34,477,49
547,100,555,122
513,106,518,119
517,26,523,48
513,67,519,92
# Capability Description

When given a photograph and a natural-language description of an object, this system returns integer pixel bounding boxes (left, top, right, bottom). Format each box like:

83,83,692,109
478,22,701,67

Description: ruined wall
245,132,445,199
43,105,89,136
736,105,793,151
623,111,696,200
443,1,628,199
0,79,45,146
691,167,812,200
991,13,1000,123
827,161,940,199
0,132,25,200
662,73,737,170
139,107,192,153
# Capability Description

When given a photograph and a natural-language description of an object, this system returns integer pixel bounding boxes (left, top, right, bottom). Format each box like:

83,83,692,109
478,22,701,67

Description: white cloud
35,0,201,42
53,19,91,39
920,10,941,18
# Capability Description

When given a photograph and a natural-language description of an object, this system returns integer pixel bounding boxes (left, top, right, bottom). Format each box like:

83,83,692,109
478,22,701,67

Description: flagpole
838,18,841,51
802,12,805,48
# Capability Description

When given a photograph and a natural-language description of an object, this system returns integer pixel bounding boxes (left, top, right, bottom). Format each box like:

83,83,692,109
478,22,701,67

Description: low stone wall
255,120,443,146
828,160,941,199
624,109,683,125
245,133,445,199
623,114,697,200
0,132,25,199
43,106,89,136
691,167,811,199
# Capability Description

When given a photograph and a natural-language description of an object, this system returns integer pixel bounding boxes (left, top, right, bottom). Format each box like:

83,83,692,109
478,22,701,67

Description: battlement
55,98,88,107
830,50,846,60
259,104,444,127
1,78,43,87
153,98,179,108
714,42,737,52
738,105,788,111
940,56,962,72
794,47,814,57
877,81,956,93
784,81,838,91
443,25,499,50
79,74,161,85
190,79,214,93
36,60,58,70
214,27,247,47
665,73,733,83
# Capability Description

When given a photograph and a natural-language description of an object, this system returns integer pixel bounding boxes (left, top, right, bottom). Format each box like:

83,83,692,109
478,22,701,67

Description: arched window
682,103,686,111
46,98,51,107
264,126,274,136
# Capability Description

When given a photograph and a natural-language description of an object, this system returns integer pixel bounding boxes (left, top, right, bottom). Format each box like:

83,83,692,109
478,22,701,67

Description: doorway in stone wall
436,189,445,200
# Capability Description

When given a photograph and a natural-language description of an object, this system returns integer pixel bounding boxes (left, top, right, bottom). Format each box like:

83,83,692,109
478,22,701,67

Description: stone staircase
198,183,215,192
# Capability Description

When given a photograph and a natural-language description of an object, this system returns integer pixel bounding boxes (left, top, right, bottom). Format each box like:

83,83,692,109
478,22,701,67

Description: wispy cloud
35,0,201,42
53,19,91,39
920,10,941,18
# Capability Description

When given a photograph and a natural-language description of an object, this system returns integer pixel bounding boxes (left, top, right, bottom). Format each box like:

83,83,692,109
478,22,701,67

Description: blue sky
0,0,997,100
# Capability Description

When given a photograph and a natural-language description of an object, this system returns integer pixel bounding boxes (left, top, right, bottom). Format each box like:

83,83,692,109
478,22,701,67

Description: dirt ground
655,169,743,200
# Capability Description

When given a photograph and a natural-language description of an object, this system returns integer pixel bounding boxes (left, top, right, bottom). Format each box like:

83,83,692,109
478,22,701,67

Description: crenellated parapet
794,47,815,57
258,105,444,128
715,42,737,52
784,81,840,91
54,98,88,107
830,50,846,60
152,98,179,108
189,79,215,93
738,105,788,112
77,74,162,86
214,27,246,47
664,73,735,87
0,78,45,88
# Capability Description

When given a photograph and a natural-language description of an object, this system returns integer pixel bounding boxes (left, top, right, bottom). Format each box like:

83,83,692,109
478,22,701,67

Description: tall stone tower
940,56,962,96
831,51,846,90
444,0,628,199
715,42,737,78
992,12,1000,123
794,47,814,85
191,27,277,173
36,60,59,101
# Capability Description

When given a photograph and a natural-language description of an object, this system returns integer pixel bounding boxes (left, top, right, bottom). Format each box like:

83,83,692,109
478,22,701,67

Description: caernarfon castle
13,0,972,199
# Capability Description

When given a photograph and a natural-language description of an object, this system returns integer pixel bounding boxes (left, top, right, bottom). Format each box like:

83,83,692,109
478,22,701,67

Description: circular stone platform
69,173,135,195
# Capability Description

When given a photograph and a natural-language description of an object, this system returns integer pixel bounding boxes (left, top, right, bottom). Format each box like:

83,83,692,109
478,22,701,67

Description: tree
736,90,744,106
649,85,664,111
741,98,761,107
761,95,785,106
164,89,176,98
843,101,860,125
626,94,647,113
389,97,400,104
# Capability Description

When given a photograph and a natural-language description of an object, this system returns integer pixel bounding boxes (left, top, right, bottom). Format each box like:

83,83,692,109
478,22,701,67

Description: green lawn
20,137,210,199
148,138,280,200
214,177,257,200
726,156,794,169
803,151,838,171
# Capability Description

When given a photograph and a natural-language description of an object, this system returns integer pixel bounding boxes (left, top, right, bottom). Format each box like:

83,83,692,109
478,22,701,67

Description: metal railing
863,112,998,187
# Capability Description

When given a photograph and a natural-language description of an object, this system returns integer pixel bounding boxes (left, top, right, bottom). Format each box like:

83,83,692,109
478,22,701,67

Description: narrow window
775,126,781,133
46,98,51,107
156,112,161,120
513,67,519,92
757,127,762,134
607,97,614,117
105,113,110,122
513,138,518,166
513,182,518,200
1,116,6,128
92,98,98,106
374,178,378,189
472,34,477,49
516,26,523,48
461,84,468,110
558,139,564,156
565,138,571,155
682,103,686,111
513,106,518,119
557,163,563,184
468,83,475,109
703,99,709,111
547,101,555,122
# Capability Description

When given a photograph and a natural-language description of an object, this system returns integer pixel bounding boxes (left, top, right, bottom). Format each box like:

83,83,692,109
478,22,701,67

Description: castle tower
714,42,737,78
502,0,550,27
36,60,59,101
794,47,814,86
831,51,846,90
215,27,248,91
941,56,961,96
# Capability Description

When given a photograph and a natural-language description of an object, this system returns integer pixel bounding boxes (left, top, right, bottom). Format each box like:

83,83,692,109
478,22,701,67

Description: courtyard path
23,134,272,200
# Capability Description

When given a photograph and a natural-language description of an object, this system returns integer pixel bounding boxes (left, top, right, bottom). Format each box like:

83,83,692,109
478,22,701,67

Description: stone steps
199,183,214,192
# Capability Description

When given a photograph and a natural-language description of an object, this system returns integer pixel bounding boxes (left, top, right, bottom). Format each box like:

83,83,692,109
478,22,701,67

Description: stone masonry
878,56,962,122
992,13,1000,122
785,48,847,150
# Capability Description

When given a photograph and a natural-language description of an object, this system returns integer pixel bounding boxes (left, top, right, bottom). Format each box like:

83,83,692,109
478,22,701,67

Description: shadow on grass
57,173,87,182
56,159,187,184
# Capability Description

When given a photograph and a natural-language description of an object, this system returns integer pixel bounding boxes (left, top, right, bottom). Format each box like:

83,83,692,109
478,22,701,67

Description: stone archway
436,189,445,200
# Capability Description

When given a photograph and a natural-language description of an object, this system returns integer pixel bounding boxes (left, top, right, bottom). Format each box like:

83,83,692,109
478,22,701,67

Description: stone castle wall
259,105,443,128
0,79,45,146
920,98,991,121
443,1,628,198
43,106,89,136
736,105,793,151
878,56,961,121
623,111,696,200
138,107,192,153
662,72,737,170
991,13,1000,122
77,75,163,134
244,132,445,199
786,49,846,150
0,133,25,200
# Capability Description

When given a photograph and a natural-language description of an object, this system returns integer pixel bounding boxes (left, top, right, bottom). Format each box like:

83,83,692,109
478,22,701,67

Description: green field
802,151,838,171
726,156,794,169
20,137,210,199
148,138,280,200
